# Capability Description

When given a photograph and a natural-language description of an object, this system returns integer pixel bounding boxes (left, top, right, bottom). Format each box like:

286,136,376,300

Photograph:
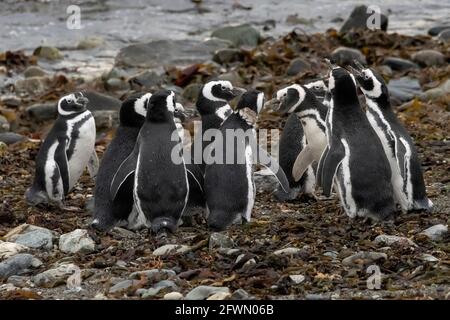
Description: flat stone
420,224,448,241
185,285,230,300
0,132,26,145
32,263,80,288
164,291,183,300
373,235,417,247
5,224,54,250
342,251,387,266
274,247,301,256
129,268,176,280
33,46,63,60
77,36,105,50
437,29,450,43
109,279,140,294
207,292,231,300
420,254,439,262
387,77,423,105
330,47,366,66
152,244,191,256
182,83,202,103
428,25,450,36
383,57,419,71
128,70,164,89
59,229,95,254
286,58,311,76
213,48,242,64
0,95,21,108
217,248,240,256
411,50,445,67
211,24,261,47
24,66,48,78
0,241,28,260
7,275,30,287
14,77,50,95
230,288,254,300
0,254,42,280
140,280,178,298
289,274,305,284
209,232,234,249
26,102,57,121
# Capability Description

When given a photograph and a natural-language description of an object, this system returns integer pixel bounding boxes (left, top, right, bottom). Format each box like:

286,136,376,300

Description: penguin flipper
395,137,407,179
256,145,290,193
110,148,138,201
87,150,99,179
316,145,329,188
54,137,70,194
292,145,315,182
321,140,344,197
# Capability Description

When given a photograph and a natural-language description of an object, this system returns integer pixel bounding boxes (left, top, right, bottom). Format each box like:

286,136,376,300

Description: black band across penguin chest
65,112,94,160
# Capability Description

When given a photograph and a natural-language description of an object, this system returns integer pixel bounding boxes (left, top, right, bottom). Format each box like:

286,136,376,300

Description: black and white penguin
267,84,328,189
25,92,97,210
305,79,331,107
320,66,396,220
349,61,433,211
91,92,152,231
204,90,290,231
110,90,189,234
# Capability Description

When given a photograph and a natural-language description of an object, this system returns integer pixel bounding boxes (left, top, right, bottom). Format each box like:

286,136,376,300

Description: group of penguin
24,59,433,235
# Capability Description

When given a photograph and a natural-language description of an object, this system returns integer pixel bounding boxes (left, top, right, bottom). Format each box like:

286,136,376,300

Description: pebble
420,224,448,241
0,254,42,280
33,46,63,60
274,247,301,256
211,24,261,47
128,70,164,89
207,292,231,300
0,241,28,260
235,254,256,267
0,115,10,133
130,268,176,280
428,25,450,36
185,285,230,300
14,77,50,95
26,102,57,121
209,232,234,249
109,279,140,294
420,254,439,262
230,288,254,300
1,95,21,108
164,291,183,300
383,57,419,71
421,79,450,100
289,274,305,284
373,235,417,247
59,229,95,254
330,47,366,66
0,132,26,145
77,36,105,49
387,77,423,104
32,263,80,288
217,248,240,256
213,48,242,64
411,50,445,67
286,57,311,76
140,280,178,298
437,29,450,43
305,293,331,300
23,66,48,78
342,251,387,266
152,244,191,256
105,78,129,92
5,224,54,250
7,275,30,287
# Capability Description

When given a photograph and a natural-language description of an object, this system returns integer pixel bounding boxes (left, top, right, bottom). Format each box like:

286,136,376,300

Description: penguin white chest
301,117,327,160
243,143,255,222
67,115,96,190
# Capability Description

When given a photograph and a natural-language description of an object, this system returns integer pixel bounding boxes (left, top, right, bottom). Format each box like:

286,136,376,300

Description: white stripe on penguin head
361,69,383,99
202,80,233,102
134,93,152,117
166,91,175,112
256,92,265,114
58,93,77,116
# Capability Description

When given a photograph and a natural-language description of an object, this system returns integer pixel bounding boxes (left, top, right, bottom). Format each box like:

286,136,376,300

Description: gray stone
383,57,419,71
153,244,190,256
235,254,256,267
420,254,439,262
0,254,42,279
420,224,448,241
274,247,301,256
0,115,10,133
340,5,388,32
217,71,241,84
105,78,129,92
373,235,417,247
421,79,450,100
289,274,305,284
130,268,176,280
0,241,28,260
209,232,234,249
342,251,387,266
207,292,232,300
164,291,183,300
185,285,230,300
1,95,21,108
7,275,30,287
217,248,241,256
14,77,50,95
83,91,122,112
286,58,311,76
128,70,164,89
59,229,95,254
32,263,79,288
109,279,140,294
305,293,331,300
77,36,105,50
411,50,445,67
231,288,254,300
140,280,178,298
26,102,57,121
33,46,63,60
92,110,119,129
0,132,26,145
15,229,54,250
428,25,450,36
331,47,366,66
213,48,242,64
115,39,228,69
211,24,261,48
182,83,202,103
437,29,450,43
24,66,48,78
387,77,423,105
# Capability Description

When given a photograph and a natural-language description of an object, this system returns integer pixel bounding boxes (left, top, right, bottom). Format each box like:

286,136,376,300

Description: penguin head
304,79,328,99
265,84,307,114
328,67,358,101
348,61,387,99
57,92,89,116
197,80,246,114
146,90,178,122
235,89,265,114
119,92,152,127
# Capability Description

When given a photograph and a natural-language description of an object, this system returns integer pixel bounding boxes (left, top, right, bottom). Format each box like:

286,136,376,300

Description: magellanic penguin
319,66,396,220
25,92,97,210
91,92,152,232
349,61,433,211
204,90,290,231
305,78,331,107
266,84,328,191
110,90,189,234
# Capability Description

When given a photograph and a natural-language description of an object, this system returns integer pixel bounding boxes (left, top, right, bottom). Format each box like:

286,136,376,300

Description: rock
109,279,140,294
383,57,419,71
59,229,95,254
420,224,448,241
0,241,28,260
411,50,445,67
32,263,79,288
323,251,339,260
286,14,313,26
33,46,63,60
207,292,231,300
289,274,305,284
305,293,331,300
14,77,50,95
217,71,242,84
217,248,240,256
211,24,261,47
330,47,366,66
428,25,450,36
0,95,21,108
274,247,301,256
92,110,119,129
231,288,254,300
286,58,311,76
110,227,138,239
0,115,10,133
185,285,230,300
373,235,417,247
0,254,42,279
5,224,54,250
130,268,176,280
342,251,387,266
340,5,388,32
140,280,178,298
437,29,450,43
235,254,256,267
387,77,423,105
421,79,450,100
420,254,439,262
7,275,30,287
0,132,26,145
182,83,202,103
153,244,190,256
105,78,129,92
209,232,234,249
26,102,57,121
213,48,242,64
24,66,48,78
77,36,105,50
128,70,164,89
164,291,183,300
115,39,228,69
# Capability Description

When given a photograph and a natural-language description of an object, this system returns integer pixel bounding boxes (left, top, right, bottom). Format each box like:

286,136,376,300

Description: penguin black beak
76,96,89,106
324,58,338,70
347,59,364,77
264,98,281,111
231,87,246,98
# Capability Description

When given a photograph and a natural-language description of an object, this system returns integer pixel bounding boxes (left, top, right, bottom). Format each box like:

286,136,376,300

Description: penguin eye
221,86,226,90
314,85,320,90
364,74,370,80
67,99,73,104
